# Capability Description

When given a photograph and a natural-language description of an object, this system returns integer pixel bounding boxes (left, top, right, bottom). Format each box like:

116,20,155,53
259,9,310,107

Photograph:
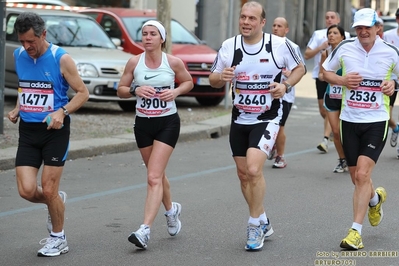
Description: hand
344,72,363,89
320,40,329,51
42,109,65,130
7,108,19,124
269,82,286,99
220,66,236,82
380,80,395,96
159,89,177,102
136,85,156,99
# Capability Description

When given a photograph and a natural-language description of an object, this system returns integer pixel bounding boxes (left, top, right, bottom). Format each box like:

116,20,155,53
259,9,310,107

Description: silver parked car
5,8,135,111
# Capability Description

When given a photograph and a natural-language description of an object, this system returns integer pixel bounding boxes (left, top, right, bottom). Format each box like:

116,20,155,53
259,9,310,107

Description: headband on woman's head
142,20,166,41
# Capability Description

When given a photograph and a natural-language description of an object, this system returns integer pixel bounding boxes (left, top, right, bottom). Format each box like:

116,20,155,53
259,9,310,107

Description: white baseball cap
352,8,378,28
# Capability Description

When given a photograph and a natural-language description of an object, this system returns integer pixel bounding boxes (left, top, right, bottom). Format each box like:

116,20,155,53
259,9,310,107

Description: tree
157,0,172,53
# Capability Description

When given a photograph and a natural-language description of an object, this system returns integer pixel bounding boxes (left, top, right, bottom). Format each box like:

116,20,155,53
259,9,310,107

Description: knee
147,173,163,187
18,188,35,201
41,186,59,202
246,165,262,180
354,170,371,185
17,181,37,201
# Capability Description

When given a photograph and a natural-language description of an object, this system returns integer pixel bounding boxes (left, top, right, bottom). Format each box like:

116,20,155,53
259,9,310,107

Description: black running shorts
341,120,388,166
315,78,328,100
134,113,180,148
280,100,292,126
15,116,71,168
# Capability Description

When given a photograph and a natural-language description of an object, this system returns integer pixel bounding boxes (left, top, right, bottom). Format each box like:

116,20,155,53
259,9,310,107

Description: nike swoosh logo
144,74,160,80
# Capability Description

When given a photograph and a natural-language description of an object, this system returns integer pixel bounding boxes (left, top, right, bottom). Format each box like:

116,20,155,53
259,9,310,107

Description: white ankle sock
248,216,260,226
351,223,362,235
369,192,379,206
258,212,268,224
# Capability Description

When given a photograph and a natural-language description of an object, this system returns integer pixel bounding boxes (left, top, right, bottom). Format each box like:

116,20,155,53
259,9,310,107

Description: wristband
129,85,139,96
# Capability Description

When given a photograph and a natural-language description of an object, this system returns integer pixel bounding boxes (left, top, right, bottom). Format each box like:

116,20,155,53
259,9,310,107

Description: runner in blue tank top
7,11,89,257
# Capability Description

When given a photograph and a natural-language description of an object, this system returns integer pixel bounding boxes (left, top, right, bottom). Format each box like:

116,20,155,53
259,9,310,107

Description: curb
0,114,231,171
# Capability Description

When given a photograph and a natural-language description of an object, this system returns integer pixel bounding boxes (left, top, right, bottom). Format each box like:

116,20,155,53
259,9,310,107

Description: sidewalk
0,114,232,171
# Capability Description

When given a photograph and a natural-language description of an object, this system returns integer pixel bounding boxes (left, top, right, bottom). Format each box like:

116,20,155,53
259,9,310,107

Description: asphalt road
1,96,398,266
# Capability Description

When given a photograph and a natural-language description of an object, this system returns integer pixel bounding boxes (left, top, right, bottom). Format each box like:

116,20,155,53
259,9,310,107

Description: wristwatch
283,82,293,93
61,106,69,116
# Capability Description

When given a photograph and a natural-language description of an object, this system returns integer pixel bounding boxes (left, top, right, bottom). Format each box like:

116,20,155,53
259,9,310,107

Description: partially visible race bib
329,84,343,99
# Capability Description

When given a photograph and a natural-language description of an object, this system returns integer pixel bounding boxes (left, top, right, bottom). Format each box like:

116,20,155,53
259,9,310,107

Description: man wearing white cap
322,8,398,250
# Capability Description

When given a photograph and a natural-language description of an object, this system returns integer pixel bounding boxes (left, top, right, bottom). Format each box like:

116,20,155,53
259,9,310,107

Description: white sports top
322,37,399,123
383,28,399,81
211,33,302,125
282,38,306,103
134,52,177,117
307,28,351,78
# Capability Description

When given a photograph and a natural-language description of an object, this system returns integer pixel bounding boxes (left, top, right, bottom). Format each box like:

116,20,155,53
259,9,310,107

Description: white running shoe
165,202,182,236
390,124,399,147
317,139,328,153
37,236,68,257
128,224,150,249
47,191,67,233
273,156,287,168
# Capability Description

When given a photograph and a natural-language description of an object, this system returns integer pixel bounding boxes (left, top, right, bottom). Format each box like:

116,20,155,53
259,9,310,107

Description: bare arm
270,63,306,99
117,55,139,99
318,51,327,81
167,55,193,99
7,97,20,124
61,54,89,114
304,40,329,60
209,66,236,89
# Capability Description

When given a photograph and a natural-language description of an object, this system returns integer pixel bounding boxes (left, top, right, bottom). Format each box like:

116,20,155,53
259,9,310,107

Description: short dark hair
396,8,399,17
14,12,46,37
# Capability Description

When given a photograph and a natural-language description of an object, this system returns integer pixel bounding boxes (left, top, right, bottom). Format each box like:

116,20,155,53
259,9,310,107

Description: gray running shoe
333,159,348,173
128,224,150,249
37,236,69,257
47,191,67,233
260,219,274,239
390,124,399,147
165,202,182,236
245,224,265,251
